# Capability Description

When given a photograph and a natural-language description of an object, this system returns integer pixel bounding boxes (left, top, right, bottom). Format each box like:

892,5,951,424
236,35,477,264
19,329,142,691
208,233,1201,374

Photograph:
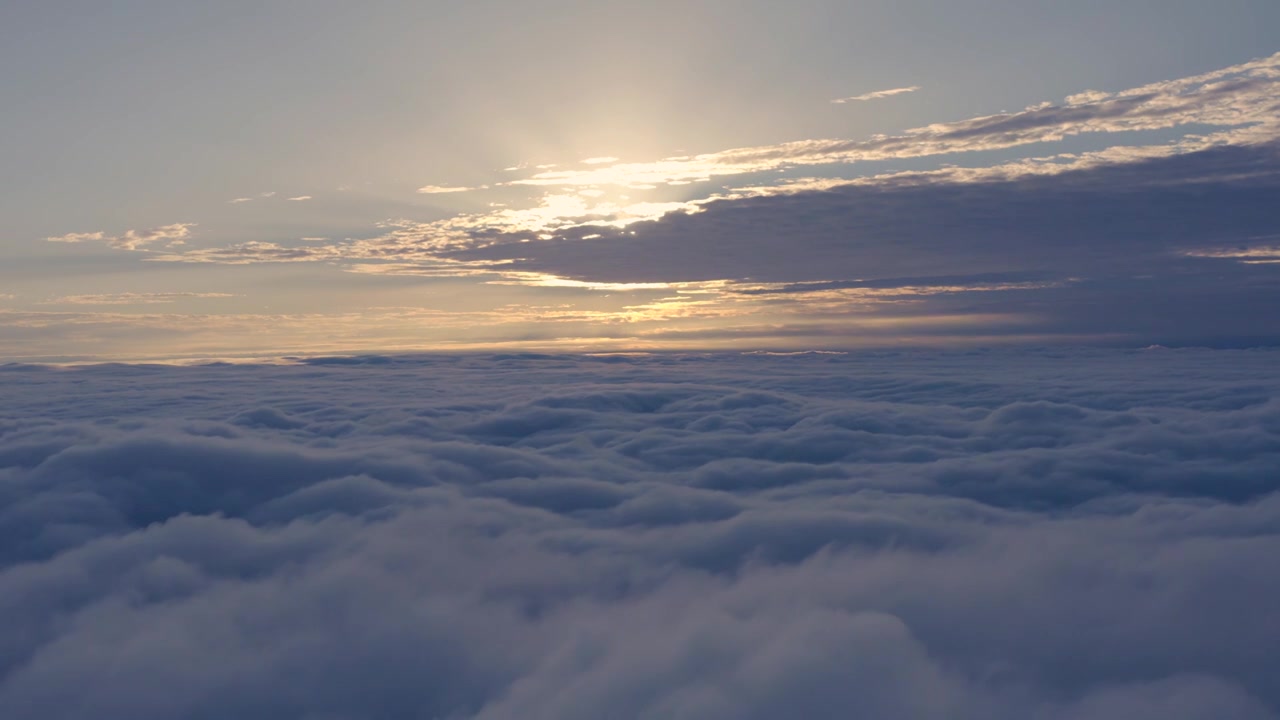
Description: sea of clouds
1,349,1278,719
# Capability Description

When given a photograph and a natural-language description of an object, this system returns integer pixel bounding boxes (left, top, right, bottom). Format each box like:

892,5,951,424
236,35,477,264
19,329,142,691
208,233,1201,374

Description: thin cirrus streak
830,85,921,103
44,292,238,305
417,184,486,194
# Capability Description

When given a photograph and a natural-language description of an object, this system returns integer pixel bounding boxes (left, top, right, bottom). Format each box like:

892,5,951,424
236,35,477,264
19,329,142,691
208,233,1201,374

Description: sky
4,8,1279,715
2,1,1280,360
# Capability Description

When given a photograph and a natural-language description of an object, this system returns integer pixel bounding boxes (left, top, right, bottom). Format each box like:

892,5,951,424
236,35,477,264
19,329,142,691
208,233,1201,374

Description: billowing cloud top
0,350,1278,718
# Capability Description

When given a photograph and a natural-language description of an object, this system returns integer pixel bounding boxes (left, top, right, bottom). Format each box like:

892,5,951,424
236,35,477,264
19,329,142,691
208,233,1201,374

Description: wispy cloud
831,85,920,103
417,185,485,194
42,54,1280,349
1184,243,1280,263
46,223,196,251
44,231,106,244
288,195,313,201
149,240,340,265
506,53,1279,189
47,292,237,305
233,192,305,203
136,55,1280,281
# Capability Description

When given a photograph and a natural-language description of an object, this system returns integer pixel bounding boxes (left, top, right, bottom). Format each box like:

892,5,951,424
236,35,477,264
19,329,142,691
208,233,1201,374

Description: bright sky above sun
2,1,1279,361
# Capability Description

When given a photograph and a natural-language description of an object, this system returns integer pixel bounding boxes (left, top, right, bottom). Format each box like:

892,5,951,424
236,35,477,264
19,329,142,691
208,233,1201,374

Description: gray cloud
442,139,1280,346
0,350,1277,718
454,140,1280,280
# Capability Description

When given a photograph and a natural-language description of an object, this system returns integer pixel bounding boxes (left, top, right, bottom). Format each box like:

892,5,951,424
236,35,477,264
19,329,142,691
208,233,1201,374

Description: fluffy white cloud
0,350,1277,718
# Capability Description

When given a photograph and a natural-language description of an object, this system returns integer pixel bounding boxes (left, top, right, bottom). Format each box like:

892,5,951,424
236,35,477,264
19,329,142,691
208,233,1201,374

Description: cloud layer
1,350,1278,718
